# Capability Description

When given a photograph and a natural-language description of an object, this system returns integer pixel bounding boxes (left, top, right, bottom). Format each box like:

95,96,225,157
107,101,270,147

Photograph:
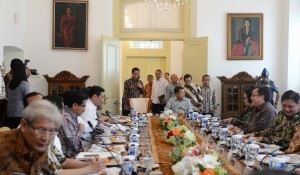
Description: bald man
165,74,181,102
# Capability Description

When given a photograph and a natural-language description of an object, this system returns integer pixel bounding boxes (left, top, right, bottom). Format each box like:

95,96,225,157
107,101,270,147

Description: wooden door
100,36,120,114
183,37,208,84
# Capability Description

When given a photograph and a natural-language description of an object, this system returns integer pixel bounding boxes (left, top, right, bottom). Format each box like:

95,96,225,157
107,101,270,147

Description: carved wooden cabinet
217,72,260,118
43,71,89,96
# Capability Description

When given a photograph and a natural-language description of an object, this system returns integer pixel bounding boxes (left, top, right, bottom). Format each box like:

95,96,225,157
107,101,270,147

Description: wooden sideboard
217,72,260,118
43,70,89,96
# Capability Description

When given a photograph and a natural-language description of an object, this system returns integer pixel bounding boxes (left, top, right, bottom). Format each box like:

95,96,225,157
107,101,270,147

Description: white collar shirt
80,99,98,137
151,78,169,104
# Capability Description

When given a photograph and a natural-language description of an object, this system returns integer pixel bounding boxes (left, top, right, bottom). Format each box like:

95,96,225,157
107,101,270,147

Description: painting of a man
53,1,88,50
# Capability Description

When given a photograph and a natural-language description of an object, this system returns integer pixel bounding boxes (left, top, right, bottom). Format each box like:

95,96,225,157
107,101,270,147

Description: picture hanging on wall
52,0,88,50
227,13,263,60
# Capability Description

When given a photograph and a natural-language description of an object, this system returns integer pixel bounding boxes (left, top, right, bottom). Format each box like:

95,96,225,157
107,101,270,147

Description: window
129,41,163,49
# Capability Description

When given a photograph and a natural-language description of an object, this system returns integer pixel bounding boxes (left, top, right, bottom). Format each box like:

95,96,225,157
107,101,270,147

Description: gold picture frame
52,0,88,50
227,13,263,60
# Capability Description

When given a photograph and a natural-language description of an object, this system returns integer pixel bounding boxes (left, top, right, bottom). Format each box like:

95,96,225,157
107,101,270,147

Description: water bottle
212,122,219,137
122,158,133,175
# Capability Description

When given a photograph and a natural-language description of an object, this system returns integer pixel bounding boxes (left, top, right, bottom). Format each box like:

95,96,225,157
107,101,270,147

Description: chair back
130,98,149,113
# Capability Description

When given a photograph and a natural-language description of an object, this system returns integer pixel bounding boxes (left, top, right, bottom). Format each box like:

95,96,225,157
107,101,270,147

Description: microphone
80,137,122,156
88,121,95,132
259,147,281,166
114,101,123,107
87,120,104,134
237,137,259,159
105,111,129,138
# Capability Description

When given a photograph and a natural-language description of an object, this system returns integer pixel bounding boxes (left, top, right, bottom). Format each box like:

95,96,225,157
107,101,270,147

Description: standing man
164,72,170,83
256,68,280,108
200,75,217,115
143,75,154,112
165,74,181,102
151,69,169,114
183,74,203,112
122,67,144,116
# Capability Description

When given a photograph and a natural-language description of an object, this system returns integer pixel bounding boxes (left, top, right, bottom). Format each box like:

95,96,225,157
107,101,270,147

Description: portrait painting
227,13,263,60
52,0,88,50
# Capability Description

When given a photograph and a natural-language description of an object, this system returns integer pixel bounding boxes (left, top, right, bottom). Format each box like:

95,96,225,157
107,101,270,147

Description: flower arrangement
165,125,196,146
160,110,179,130
171,143,229,175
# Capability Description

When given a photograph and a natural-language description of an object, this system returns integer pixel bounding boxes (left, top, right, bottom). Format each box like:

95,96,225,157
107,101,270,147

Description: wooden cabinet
217,72,260,118
43,71,89,96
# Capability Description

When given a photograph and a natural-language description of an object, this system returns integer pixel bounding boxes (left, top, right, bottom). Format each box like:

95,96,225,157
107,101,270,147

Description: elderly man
234,86,276,134
256,68,280,108
183,74,203,112
165,86,192,114
0,100,62,174
165,74,181,102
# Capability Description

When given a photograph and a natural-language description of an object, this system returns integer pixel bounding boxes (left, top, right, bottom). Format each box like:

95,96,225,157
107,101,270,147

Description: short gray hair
23,100,63,127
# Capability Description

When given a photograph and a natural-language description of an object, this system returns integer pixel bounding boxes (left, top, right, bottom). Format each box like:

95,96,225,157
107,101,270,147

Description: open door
100,36,120,114
183,37,208,84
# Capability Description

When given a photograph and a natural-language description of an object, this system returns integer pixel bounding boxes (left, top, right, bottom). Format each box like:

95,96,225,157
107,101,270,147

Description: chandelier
144,0,188,12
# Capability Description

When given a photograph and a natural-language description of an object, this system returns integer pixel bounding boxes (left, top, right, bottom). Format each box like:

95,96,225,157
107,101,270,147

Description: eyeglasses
26,120,58,138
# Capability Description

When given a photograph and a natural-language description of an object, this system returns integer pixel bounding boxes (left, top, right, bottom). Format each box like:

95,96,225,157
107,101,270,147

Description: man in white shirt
80,86,105,138
151,69,169,114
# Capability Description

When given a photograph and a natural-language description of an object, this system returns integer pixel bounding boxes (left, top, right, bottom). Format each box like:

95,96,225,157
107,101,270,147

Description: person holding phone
122,67,144,116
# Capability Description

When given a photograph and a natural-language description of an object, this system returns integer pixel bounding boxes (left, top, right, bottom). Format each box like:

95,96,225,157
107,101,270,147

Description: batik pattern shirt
255,111,300,151
122,78,144,111
0,129,49,175
164,97,192,114
241,102,276,134
48,144,67,174
58,107,83,158
184,83,203,112
200,86,217,113
256,79,279,105
231,107,254,127
286,122,300,154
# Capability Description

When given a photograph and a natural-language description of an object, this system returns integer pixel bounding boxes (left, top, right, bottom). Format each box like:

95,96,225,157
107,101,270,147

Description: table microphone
237,137,259,159
88,120,104,134
105,111,129,138
259,147,281,166
80,137,122,156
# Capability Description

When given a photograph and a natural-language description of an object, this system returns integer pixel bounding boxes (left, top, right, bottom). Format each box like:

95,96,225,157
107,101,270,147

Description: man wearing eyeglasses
0,100,63,174
232,86,276,134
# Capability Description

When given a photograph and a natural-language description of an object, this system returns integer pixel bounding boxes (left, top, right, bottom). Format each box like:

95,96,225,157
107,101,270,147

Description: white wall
196,0,289,114
170,41,183,77
287,0,300,91
23,0,113,95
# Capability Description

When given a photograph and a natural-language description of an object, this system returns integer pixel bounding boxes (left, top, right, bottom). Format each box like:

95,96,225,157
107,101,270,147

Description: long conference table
148,115,245,175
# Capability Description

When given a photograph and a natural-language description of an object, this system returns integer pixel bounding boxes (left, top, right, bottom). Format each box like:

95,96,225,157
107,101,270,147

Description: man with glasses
58,90,88,158
245,90,300,153
0,100,62,174
233,86,276,134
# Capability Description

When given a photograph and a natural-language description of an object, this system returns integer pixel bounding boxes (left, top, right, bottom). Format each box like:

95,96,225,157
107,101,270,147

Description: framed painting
52,0,88,50
227,13,263,60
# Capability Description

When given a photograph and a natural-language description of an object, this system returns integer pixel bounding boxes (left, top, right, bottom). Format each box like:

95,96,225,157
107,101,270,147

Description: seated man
0,100,62,174
165,86,192,114
23,91,44,107
246,90,299,152
233,86,276,134
58,90,88,158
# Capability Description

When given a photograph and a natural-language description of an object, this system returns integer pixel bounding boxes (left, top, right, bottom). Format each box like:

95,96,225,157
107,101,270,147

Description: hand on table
222,118,233,124
88,157,107,173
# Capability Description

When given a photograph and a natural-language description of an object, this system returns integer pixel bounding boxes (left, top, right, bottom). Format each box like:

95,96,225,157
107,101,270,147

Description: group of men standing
122,67,217,115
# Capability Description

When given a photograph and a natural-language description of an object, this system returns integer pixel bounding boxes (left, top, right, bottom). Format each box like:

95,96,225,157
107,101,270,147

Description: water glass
245,144,259,166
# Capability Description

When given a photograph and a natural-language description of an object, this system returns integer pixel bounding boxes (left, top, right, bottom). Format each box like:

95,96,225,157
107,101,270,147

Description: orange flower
171,128,183,136
202,169,215,175
165,118,171,124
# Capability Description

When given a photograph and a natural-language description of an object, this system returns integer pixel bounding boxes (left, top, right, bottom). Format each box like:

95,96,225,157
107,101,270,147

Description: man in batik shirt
247,90,300,153
122,67,144,115
165,86,192,114
200,74,217,115
183,74,203,112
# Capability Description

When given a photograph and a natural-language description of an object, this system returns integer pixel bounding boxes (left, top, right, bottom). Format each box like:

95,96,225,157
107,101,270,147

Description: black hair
155,69,162,73
132,67,140,74
281,90,300,104
184,74,192,81
147,75,153,78
9,58,27,90
257,86,271,103
174,86,184,94
164,72,169,76
63,90,88,107
23,92,44,107
83,86,105,98
244,86,255,103
43,95,64,114
244,18,251,25
202,74,210,80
